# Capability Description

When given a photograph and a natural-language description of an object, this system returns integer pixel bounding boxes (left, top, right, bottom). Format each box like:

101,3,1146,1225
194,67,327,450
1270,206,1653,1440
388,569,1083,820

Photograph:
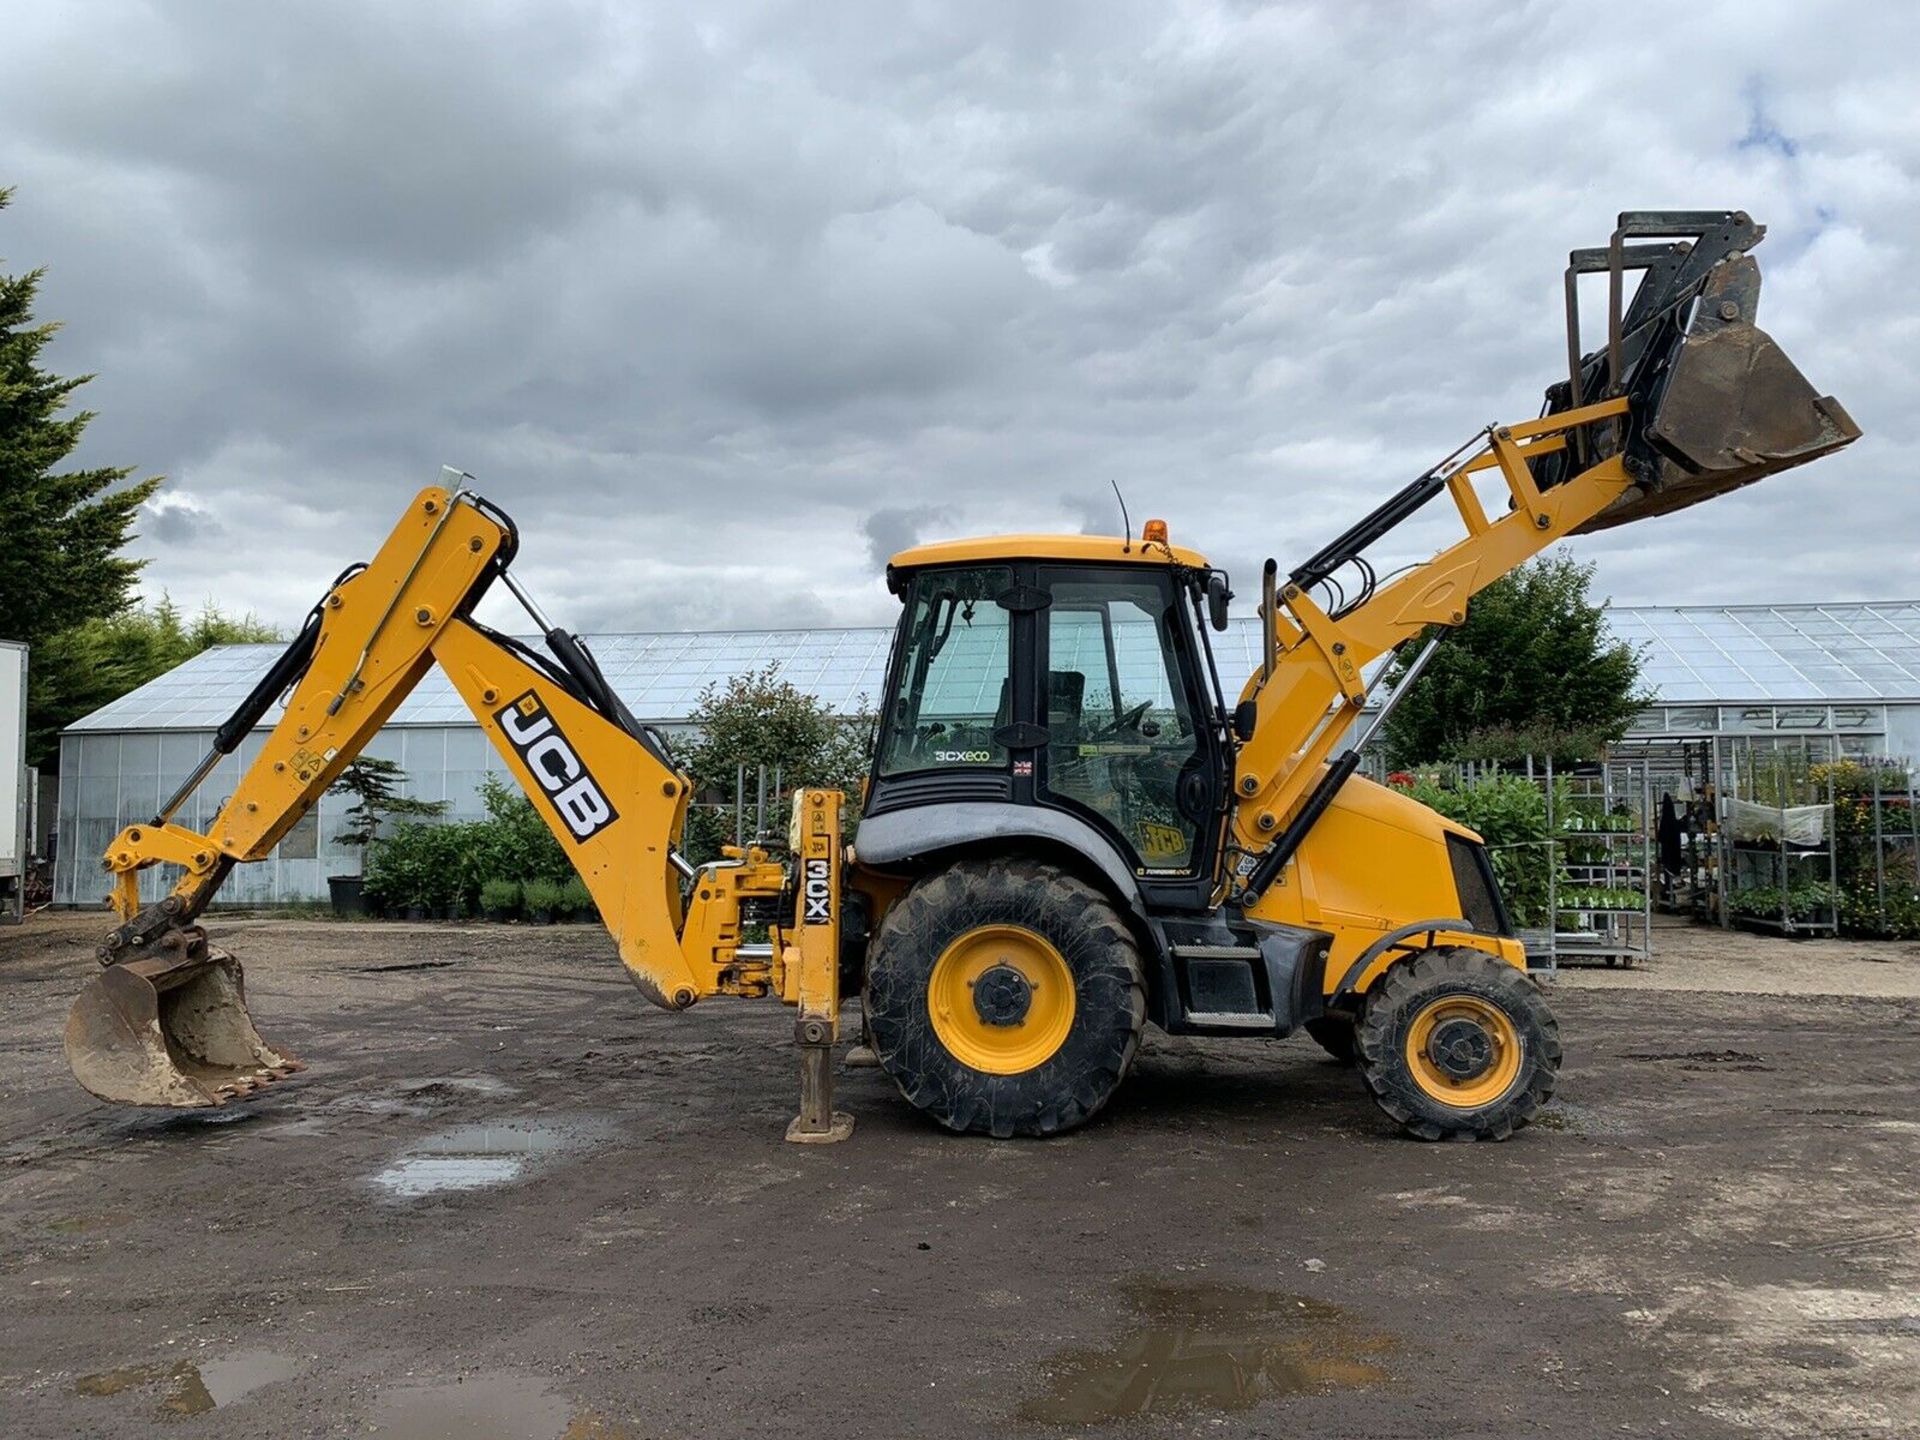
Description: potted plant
523,878,563,925
327,759,445,916
560,876,593,924
480,878,520,922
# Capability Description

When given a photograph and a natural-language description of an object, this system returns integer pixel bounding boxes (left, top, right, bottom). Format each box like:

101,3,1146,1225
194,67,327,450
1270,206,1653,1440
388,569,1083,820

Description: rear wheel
864,858,1146,1137
1354,947,1559,1141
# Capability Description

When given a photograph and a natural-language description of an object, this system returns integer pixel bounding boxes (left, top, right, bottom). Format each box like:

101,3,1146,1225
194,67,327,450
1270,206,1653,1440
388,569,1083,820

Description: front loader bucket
1552,215,1860,534
65,947,301,1108
1576,255,1860,532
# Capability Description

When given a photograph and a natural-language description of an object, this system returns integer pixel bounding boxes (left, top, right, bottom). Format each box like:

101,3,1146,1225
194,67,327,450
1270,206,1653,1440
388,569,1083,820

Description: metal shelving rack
1718,738,1840,937
1633,736,1722,924
1540,755,1653,969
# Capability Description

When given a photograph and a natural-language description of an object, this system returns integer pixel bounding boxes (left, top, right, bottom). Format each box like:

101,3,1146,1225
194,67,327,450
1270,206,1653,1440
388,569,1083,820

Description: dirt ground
2,911,1918,1440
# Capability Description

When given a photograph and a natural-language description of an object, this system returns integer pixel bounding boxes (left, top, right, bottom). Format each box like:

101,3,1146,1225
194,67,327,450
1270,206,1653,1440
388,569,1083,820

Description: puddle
371,1119,588,1198
370,1374,572,1438
75,1349,300,1418
1020,1280,1395,1425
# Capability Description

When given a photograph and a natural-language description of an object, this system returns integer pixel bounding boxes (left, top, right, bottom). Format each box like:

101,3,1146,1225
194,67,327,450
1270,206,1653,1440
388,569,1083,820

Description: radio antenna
1112,480,1132,553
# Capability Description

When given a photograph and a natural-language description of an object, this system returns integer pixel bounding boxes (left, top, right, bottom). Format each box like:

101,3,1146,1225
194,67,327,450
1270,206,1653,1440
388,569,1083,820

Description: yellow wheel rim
928,924,1077,1075
1404,994,1524,1108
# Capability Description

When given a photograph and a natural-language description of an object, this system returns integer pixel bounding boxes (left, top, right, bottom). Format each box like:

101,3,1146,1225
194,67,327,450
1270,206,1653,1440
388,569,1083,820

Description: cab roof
888,533,1210,571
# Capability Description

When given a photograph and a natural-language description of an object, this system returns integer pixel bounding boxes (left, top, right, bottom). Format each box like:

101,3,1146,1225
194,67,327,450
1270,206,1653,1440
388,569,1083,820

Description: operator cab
871,530,1234,911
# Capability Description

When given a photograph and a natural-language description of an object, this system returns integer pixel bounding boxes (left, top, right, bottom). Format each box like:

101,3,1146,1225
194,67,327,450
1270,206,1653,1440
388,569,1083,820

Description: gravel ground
2,909,1917,1439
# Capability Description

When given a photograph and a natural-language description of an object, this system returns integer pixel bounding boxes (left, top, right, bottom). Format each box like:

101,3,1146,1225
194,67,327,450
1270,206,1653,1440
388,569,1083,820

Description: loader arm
1229,211,1858,903
72,480,847,1120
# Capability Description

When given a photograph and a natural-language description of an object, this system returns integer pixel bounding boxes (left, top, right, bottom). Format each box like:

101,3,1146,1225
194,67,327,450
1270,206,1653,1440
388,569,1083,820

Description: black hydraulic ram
150,565,364,827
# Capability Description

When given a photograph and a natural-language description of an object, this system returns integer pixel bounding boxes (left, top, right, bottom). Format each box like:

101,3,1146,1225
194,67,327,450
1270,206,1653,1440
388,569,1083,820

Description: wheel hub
927,923,1077,1075
1425,1016,1495,1081
972,963,1033,1027
1402,991,1525,1110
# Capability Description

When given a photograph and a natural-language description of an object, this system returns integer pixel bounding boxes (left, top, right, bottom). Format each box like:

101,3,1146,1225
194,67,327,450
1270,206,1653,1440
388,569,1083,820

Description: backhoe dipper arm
95,482,707,1009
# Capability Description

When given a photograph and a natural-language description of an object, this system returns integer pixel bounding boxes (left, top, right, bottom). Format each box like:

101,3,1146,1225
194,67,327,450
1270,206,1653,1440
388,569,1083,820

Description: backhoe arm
74,480,840,1111
73,479,851,1130
92,479,725,1002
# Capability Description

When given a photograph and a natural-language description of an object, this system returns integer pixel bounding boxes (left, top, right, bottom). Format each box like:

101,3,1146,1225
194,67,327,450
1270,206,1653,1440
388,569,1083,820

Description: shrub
468,776,573,887
560,875,593,917
479,878,521,916
523,878,565,917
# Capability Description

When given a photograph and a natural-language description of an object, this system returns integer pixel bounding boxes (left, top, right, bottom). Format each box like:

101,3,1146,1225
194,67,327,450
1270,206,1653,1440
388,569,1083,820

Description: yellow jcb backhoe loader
67,211,1856,1142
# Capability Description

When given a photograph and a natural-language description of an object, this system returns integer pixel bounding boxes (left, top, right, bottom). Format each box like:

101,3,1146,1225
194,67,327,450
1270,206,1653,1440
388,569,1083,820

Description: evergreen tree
28,598,281,764
2,186,164,758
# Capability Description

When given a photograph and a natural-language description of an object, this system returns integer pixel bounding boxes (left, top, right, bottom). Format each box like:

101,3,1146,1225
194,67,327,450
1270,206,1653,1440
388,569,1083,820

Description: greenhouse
51,602,1920,906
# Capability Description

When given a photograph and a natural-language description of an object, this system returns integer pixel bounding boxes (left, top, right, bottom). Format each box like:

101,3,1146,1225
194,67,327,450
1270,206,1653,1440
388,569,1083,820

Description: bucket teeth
65,947,302,1109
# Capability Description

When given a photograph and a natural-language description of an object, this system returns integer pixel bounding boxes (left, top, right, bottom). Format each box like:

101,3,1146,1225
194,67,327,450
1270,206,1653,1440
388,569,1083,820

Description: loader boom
1228,211,1857,905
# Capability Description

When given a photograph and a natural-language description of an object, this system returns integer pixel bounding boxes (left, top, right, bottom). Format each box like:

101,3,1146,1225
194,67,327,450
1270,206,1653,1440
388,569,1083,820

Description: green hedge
363,776,577,913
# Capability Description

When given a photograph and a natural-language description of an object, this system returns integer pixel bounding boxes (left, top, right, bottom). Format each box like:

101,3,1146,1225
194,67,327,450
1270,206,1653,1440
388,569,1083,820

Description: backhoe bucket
65,945,301,1108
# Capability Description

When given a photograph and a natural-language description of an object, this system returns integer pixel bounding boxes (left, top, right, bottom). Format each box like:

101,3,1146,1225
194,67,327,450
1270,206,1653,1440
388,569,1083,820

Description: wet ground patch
370,1116,603,1198
370,1374,634,1439
1019,1279,1396,1425
74,1349,301,1419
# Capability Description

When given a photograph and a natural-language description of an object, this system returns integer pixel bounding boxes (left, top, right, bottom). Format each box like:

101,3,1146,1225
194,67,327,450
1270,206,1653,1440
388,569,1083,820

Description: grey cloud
862,506,952,570
138,492,221,546
2,1,1916,644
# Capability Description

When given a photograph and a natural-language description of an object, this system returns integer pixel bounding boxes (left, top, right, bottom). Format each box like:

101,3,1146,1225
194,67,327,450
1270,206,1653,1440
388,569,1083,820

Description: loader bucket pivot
65,935,301,1108
1549,211,1861,533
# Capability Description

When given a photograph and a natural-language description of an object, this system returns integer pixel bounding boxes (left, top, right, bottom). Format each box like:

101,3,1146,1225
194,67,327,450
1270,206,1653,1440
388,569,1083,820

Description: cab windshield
877,567,1011,776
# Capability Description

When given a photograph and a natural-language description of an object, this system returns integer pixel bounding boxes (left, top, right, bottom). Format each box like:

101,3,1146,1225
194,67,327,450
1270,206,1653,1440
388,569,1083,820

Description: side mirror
1205,572,1232,632
1233,700,1257,742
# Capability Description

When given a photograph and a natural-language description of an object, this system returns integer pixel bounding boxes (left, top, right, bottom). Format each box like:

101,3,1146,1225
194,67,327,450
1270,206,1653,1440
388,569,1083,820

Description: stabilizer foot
842,1043,879,1070
785,1111,855,1144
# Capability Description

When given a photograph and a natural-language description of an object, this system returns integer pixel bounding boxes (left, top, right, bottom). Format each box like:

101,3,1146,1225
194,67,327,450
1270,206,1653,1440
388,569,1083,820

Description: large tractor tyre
864,858,1147,1138
1354,948,1560,1141
1303,1016,1357,1064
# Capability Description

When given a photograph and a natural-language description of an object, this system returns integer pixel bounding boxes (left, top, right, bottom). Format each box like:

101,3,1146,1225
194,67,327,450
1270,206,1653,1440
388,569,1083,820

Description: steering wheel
1091,700,1153,741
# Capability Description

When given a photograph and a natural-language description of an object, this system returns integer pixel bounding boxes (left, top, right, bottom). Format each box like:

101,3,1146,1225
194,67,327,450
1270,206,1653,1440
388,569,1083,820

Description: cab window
877,567,1012,776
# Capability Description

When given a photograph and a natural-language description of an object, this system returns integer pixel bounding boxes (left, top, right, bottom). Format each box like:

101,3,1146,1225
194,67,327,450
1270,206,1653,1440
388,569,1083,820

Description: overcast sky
3,1,1914,639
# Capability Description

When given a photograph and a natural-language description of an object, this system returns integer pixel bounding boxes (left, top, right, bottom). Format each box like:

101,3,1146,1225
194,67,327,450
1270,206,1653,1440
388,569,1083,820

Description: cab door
1036,566,1225,902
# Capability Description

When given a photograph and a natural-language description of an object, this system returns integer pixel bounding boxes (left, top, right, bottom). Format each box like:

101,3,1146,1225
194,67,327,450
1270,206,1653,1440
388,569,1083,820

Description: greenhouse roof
1602,602,1920,704
61,602,1920,735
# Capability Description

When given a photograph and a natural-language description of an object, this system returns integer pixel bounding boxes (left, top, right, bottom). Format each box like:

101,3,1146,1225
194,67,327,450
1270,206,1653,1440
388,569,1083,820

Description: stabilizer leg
782,787,853,1143
786,1016,854,1144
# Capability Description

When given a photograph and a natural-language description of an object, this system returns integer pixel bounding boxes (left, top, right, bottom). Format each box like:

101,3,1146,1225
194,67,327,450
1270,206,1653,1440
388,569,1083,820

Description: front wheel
863,858,1146,1137
1354,948,1560,1141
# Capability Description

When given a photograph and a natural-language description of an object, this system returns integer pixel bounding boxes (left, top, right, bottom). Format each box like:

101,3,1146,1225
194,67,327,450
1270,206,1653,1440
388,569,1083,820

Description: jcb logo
496,692,619,842
803,857,832,926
